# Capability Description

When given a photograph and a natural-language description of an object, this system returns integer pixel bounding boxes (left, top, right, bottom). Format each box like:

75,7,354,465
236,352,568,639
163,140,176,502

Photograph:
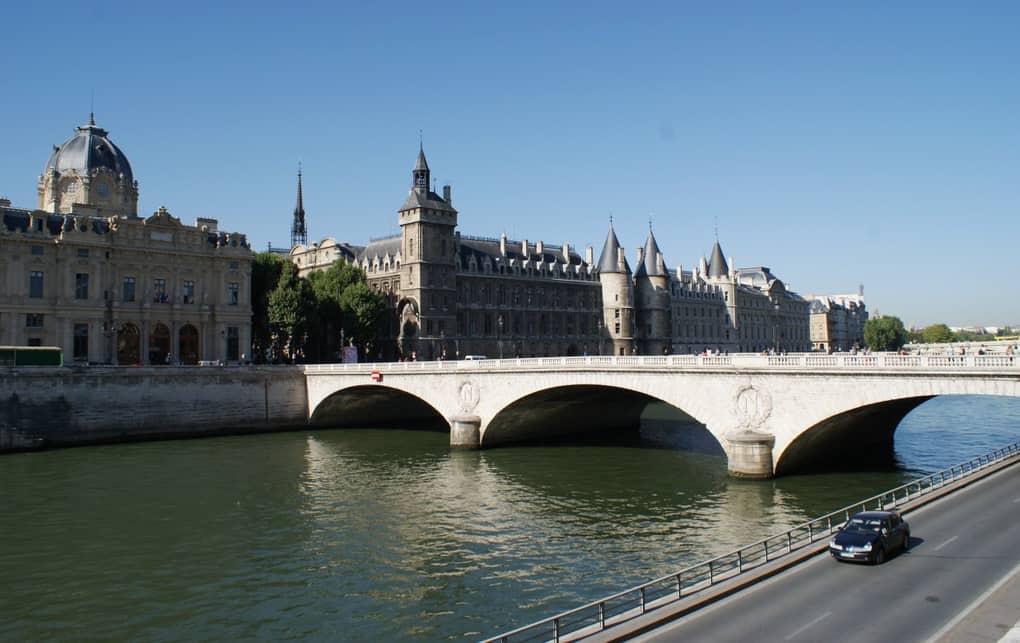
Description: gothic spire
290,165,307,248
596,219,631,274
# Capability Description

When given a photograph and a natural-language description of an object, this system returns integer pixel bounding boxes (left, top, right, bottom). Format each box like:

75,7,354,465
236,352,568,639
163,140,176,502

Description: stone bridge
304,353,1020,478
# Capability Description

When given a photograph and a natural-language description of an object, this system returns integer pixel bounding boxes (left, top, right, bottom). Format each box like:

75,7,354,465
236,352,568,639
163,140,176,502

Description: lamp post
597,319,603,356
498,314,504,359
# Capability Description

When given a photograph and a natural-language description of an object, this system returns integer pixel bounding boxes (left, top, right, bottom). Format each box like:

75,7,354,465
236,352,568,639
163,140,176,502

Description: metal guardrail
483,441,1020,643
304,352,1020,375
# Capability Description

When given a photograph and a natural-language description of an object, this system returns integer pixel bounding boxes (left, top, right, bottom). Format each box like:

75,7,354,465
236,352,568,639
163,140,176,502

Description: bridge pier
450,415,481,449
726,430,776,479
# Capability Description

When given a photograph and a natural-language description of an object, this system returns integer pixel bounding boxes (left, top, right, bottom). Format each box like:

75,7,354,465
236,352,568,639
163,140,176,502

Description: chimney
636,246,644,266
443,184,452,205
584,246,593,265
617,247,626,271
499,232,507,257
521,239,529,258
535,239,543,255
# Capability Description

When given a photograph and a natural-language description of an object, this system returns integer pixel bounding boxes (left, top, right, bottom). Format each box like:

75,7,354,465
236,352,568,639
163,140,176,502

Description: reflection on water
0,396,1017,640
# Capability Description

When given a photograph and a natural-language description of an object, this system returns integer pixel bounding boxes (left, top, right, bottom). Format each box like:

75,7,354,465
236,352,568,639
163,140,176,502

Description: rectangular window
75,273,89,300
31,246,43,256
123,277,136,302
26,313,44,328
228,282,239,305
183,280,195,304
228,261,239,270
153,278,167,303
29,271,43,298
77,248,89,258
27,338,41,347
226,327,240,361
73,323,88,362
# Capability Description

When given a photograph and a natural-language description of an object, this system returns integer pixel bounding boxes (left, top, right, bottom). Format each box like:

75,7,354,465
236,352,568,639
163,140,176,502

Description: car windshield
843,517,883,534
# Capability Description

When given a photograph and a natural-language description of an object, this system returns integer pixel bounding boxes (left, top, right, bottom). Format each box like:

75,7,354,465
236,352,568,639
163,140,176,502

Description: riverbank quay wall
0,366,308,452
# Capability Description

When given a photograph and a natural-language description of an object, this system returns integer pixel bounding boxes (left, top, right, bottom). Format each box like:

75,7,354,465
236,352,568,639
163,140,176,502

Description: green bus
0,346,64,367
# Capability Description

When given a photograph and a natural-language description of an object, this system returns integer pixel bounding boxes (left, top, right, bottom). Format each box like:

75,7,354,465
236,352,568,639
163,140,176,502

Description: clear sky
2,1,1018,329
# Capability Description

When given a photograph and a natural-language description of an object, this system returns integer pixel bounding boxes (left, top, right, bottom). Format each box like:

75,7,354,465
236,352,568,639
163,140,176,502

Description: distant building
0,116,252,364
291,146,813,359
805,290,868,352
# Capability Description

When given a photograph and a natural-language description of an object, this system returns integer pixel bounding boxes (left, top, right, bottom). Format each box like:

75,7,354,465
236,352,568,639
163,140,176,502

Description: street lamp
498,314,504,359
597,319,603,356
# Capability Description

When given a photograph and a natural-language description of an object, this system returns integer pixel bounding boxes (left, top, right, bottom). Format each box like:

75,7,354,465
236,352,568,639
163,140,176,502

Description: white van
463,355,488,360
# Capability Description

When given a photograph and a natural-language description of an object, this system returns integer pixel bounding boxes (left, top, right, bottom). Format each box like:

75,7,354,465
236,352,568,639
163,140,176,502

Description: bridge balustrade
303,352,1018,374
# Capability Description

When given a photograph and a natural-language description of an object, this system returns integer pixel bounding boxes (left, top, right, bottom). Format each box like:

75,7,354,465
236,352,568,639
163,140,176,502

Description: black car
829,510,910,564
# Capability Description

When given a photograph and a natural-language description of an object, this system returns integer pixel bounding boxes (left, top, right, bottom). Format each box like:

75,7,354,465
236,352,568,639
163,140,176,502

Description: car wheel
902,532,910,551
874,548,885,565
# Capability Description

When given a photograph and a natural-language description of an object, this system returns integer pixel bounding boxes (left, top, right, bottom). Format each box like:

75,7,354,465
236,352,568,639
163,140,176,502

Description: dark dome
45,116,134,184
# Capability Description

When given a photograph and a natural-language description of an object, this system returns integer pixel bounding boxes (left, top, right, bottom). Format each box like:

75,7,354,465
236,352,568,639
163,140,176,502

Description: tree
339,281,387,351
863,316,909,352
268,263,314,362
920,323,954,344
251,251,286,363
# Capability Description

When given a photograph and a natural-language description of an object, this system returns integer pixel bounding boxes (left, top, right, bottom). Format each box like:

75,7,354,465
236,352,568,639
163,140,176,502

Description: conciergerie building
0,116,252,364
291,146,836,360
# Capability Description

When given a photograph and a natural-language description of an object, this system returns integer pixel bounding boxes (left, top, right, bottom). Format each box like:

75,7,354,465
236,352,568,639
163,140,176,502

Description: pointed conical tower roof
596,221,631,274
414,144,429,172
707,238,729,279
290,166,307,247
635,227,666,278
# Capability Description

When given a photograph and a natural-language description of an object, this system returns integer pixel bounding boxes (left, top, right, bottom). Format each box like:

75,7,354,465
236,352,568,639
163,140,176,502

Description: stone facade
805,293,868,352
291,147,814,359
0,117,253,364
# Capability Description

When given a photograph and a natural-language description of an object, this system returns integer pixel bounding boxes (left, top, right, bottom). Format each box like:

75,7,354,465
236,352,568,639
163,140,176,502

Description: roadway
629,464,1020,643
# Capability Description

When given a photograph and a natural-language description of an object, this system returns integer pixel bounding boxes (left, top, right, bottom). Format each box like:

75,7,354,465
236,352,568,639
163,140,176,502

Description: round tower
634,227,671,355
596,222,635,356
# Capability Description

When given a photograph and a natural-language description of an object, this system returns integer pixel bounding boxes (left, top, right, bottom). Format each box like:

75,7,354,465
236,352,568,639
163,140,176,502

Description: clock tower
397,145,457,359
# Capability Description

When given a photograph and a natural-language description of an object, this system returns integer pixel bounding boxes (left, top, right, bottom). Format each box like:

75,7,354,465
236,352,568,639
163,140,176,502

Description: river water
1,395,1018,641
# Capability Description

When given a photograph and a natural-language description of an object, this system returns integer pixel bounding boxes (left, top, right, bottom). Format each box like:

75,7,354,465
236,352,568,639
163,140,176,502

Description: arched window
179,325,199,365
149,323,171,364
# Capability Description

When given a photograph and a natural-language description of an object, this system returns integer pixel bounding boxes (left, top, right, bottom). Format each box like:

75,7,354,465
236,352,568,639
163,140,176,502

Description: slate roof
44,116,134,184
635,228,666,278
707,239,728,279
596,223,631,274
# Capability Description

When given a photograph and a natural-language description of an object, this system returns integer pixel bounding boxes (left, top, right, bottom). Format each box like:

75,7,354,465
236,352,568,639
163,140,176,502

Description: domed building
0,116,253,365
37,114,139,218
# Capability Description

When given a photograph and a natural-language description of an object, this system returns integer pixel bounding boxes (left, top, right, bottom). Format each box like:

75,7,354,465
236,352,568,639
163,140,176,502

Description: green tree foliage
920,323,955,344
268,262,314,362
339,281,387,348
261,260,388,362
863,316,909,351
250,252,286,362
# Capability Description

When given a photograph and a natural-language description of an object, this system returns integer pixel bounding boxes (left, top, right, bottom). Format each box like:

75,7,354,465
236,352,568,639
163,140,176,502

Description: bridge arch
775,395,934,475
480,384,714,449
310,385,447,431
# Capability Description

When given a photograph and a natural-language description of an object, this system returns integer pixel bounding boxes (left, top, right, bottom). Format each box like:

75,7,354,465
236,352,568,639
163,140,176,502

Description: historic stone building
291,146,813,359
805,291,868,352
0,116,252,364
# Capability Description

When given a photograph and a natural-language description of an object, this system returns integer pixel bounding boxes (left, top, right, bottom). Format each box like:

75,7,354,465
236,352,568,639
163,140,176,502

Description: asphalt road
630,465,1020,643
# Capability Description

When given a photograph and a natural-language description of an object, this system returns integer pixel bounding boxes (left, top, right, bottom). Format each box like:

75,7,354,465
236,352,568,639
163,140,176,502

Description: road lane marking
933,535,958,552
784,611,832,641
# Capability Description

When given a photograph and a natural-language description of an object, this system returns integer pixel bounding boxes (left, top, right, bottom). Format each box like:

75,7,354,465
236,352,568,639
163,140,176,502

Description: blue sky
2,1,1018,328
